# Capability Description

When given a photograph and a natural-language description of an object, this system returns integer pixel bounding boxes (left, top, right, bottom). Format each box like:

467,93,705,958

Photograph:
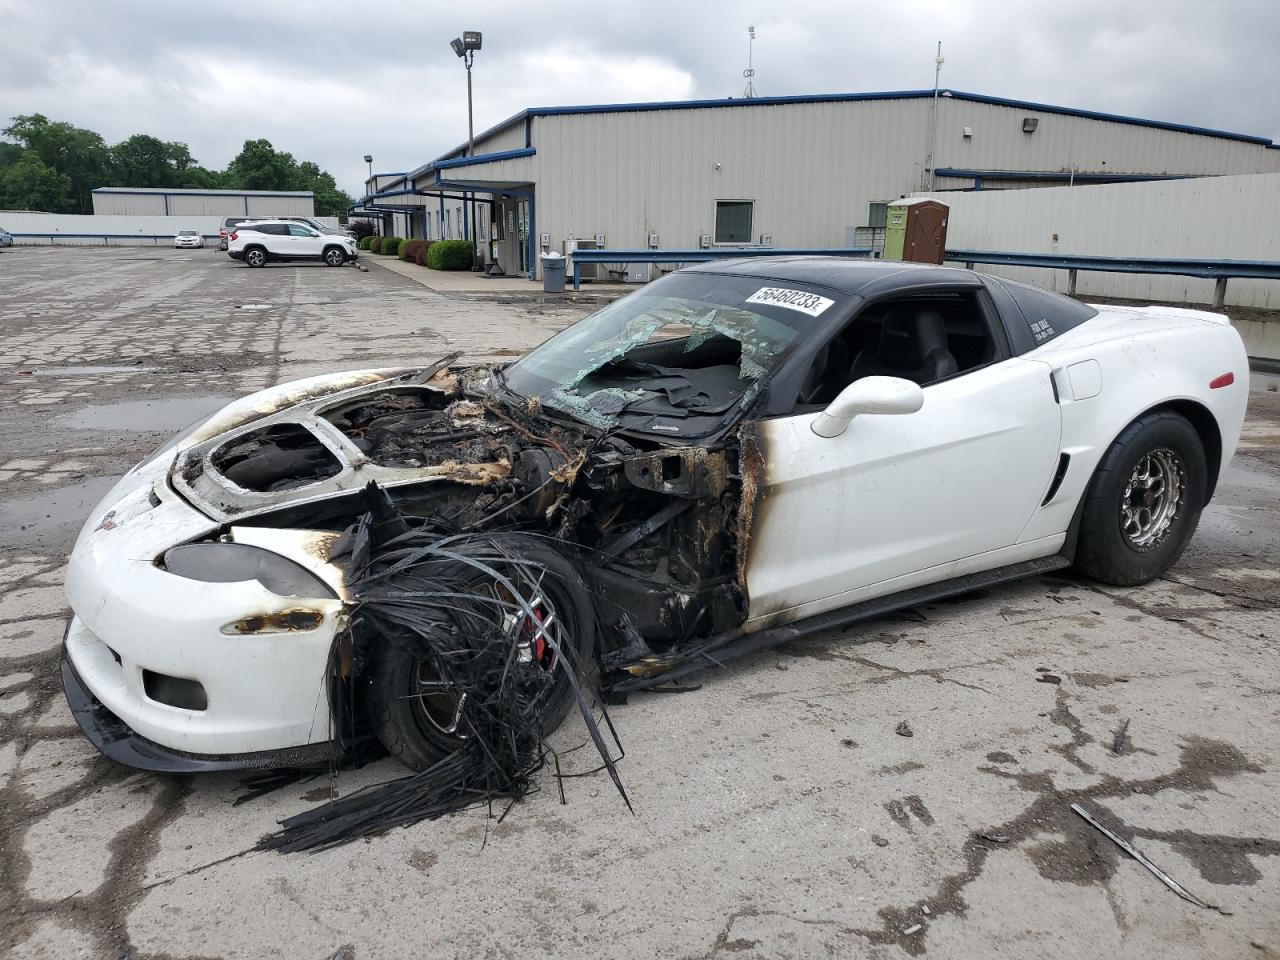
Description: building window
714,200,754,244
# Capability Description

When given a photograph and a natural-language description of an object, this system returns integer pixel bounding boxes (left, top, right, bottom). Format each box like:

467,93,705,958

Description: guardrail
945,249,1280,308
568,247,873,290
9,232,220,246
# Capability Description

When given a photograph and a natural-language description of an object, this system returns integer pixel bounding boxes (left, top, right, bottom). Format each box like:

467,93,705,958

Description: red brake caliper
520,604,549,665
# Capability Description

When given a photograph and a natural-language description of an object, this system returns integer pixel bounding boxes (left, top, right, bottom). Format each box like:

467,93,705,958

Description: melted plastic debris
256,485,629,854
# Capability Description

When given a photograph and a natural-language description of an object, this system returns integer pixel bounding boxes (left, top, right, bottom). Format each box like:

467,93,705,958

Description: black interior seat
849,306,958,385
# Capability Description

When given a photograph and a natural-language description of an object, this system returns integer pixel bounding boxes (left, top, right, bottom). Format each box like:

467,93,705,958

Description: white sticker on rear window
745,287,834,317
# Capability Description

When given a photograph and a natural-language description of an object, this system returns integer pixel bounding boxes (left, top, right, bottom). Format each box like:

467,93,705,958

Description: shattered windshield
502,272,845,436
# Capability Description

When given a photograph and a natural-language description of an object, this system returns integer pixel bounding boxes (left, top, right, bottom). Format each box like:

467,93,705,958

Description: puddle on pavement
0,475,120,552
55,395,235,433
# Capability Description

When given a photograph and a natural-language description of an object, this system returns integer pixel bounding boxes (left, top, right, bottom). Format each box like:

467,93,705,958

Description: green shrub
400,239,429,264
380,237,403,257
427,239,475,270
369,236,382,254
358,236,372,250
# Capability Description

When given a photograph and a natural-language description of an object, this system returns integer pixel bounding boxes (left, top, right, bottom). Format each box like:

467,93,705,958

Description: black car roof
684,256,984,299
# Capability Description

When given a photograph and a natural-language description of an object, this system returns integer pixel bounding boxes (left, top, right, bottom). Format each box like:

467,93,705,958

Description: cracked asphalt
1,246,1278,960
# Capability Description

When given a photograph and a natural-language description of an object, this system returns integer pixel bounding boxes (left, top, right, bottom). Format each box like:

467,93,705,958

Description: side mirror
810,376,924,438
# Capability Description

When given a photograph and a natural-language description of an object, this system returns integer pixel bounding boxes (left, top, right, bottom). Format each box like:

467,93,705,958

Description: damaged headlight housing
162,542,337,599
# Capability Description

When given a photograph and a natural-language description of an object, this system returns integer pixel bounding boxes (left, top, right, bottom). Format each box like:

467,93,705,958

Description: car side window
995,278,1098,348
792,290,1002,408
287,224,312,237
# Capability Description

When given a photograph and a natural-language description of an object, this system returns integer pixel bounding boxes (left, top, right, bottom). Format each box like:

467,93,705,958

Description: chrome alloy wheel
1120,447,1185,550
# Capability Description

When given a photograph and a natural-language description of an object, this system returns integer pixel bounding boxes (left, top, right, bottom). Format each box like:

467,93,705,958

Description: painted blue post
438,195,445,239
462,192,469,242
527,192,537,281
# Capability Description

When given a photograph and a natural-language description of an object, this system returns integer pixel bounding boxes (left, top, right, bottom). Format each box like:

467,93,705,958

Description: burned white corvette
64,258,1249,782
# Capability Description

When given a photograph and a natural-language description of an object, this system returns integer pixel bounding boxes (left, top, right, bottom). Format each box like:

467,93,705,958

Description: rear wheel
244,246,267,268
323,246,346,267
369,538,596,771
1074,411,1207,586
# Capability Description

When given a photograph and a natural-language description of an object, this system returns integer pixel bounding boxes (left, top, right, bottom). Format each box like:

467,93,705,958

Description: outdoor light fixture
450,31,485,270
1022,117,1040,133
363,154,373,185
451,32,482,58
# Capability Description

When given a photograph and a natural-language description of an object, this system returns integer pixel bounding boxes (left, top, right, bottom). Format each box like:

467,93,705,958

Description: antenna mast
742,26,757,98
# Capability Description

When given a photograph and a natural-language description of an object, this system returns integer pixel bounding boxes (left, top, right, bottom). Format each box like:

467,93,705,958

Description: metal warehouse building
92,187,315,218
355,88,1280,280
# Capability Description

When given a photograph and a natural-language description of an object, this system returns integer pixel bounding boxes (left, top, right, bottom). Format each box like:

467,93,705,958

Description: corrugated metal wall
0,213,340,244
92,192,315,217
520,97,1280,271
932,97,1280,177
917,172,1280,309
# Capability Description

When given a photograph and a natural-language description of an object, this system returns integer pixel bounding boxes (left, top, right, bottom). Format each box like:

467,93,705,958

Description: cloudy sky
2,0,1277,195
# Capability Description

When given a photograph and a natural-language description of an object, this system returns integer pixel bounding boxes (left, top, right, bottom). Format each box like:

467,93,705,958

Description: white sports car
63,258,1248,775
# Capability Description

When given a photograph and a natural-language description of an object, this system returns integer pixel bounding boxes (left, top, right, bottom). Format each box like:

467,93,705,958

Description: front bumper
61,645,332,772
63,458,344,761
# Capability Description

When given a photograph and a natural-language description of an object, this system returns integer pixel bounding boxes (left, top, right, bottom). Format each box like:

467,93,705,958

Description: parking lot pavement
1,246,1278,960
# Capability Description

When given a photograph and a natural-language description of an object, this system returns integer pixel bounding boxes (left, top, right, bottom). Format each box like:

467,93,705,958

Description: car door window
287,224,313,237
791,290,1004,409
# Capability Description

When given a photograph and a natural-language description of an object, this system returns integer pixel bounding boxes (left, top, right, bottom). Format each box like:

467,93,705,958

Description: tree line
0,115,352,217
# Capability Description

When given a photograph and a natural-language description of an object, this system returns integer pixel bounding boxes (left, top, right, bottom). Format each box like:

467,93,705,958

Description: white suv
227,220,358,268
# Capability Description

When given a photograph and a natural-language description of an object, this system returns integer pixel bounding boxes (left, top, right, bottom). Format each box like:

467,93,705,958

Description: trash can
541,253,566,293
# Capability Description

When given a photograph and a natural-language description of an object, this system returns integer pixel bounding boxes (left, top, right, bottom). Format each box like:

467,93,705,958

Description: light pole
450,31,485,270
924,42,944,192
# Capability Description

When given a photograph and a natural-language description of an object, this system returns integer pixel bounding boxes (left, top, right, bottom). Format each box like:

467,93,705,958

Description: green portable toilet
882,198,949,264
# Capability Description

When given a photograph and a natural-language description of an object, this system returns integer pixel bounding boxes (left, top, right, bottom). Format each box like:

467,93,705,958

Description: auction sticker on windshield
745,287,834,317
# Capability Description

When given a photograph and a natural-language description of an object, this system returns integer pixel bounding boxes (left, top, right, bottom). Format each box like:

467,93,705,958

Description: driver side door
743,299,1062,629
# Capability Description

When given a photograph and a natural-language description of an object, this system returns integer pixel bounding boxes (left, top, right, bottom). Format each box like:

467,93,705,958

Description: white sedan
63,258,1248,774
173,230,204,248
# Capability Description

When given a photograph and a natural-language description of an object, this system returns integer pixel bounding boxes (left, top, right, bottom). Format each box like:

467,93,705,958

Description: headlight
162,542,337,599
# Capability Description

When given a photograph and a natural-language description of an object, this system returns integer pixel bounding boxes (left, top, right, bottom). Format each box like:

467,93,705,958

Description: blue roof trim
433,147,536,170
450,88,1274,153
935,167,1193,183
370,171,407,177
